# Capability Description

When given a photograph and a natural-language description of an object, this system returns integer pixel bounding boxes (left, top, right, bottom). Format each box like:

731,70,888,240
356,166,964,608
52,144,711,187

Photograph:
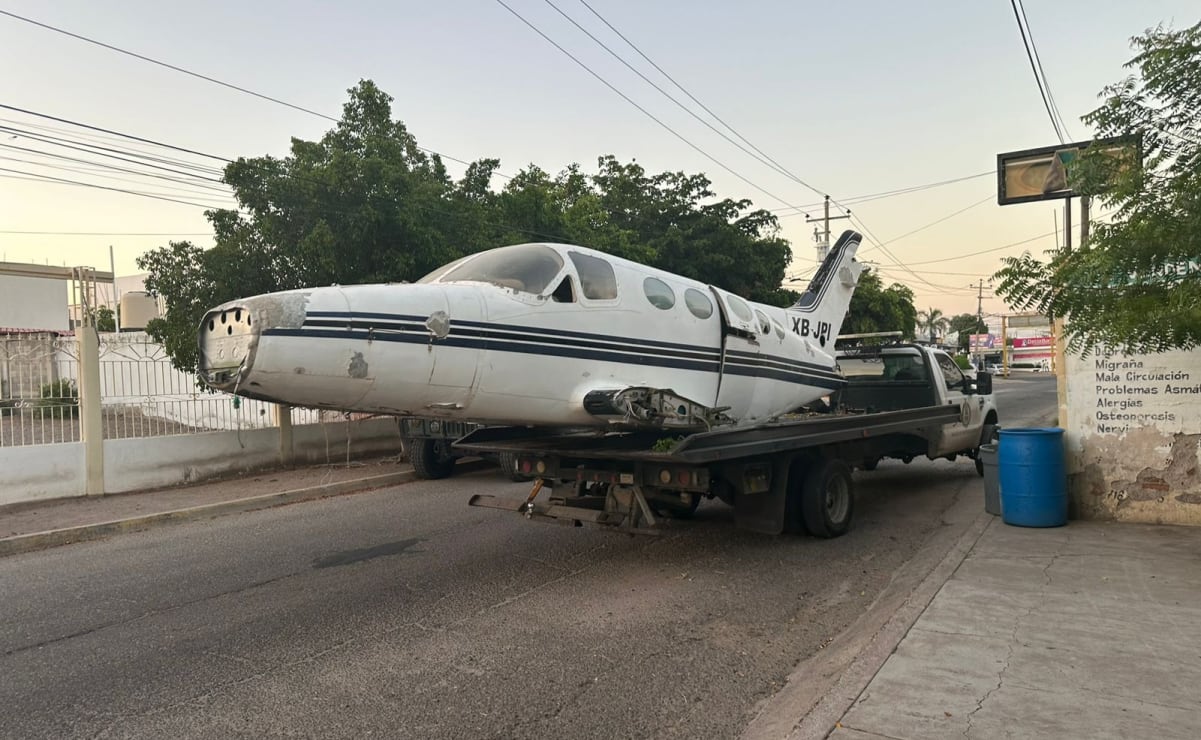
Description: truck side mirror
974,372,993,395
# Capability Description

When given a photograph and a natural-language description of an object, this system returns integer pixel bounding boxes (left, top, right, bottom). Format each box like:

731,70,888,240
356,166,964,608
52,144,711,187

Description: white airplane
199,231,864,431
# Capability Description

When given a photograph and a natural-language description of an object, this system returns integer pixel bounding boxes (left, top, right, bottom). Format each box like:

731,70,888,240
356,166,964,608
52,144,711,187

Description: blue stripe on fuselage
271,312,845,390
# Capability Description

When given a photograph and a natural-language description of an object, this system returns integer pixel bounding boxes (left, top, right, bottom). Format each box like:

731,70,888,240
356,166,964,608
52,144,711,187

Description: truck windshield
423,245,565,294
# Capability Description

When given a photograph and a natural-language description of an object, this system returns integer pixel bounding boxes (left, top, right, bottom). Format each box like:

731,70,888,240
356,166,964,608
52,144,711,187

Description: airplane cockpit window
433,245,565,294
568,251,618,300
685,288,713,319
643,277,675,310
754,310,771,335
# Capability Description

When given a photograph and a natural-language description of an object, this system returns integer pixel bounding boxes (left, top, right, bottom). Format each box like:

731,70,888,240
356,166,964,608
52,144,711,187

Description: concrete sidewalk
820,517,1201,739
0,456,489,557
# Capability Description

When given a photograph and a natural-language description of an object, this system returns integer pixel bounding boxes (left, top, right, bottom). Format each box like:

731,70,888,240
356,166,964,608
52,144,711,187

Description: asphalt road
0,375,1057,739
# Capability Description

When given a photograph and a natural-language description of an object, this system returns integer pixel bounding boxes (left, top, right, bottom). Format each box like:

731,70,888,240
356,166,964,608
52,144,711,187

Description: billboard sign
996,135,1139,206
1013,336,1053,349
969,333,995,350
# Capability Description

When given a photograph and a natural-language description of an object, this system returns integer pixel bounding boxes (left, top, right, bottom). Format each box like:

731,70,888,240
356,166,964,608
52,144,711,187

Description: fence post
276,404,294,467
79,327,105,495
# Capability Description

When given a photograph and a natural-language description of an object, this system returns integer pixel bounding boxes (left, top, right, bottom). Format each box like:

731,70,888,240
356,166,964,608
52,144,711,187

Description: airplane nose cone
198,303,259,390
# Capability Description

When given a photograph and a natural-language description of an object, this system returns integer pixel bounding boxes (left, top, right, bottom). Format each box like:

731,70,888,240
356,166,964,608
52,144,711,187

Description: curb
742,491,994,740
0,459,492,558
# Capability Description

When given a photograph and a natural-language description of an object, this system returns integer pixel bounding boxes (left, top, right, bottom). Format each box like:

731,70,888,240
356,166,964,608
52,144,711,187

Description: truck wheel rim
826,477,850,522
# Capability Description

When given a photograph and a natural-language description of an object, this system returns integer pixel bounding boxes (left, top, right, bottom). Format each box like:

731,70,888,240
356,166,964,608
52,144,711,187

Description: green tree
139,81,800,372
994,22,1201,354
86,306,116,332
916,307,950,344
948,312,987,352
843,270,917,337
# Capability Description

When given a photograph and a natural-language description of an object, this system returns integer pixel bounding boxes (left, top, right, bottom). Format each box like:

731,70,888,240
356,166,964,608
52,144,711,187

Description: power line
492,0,813,215
1014,0,1071,140
0,123,228,183
0,116,227,173
1,105,581,244
0,166,230,209
0,230,212,236
0,102,229,163
560,0,824,208
860,194,993,254
904,230,1058,266
0,152,236,201
1008,0,1065,143
0,140,233,195
772,170,995,215
0,11,500,176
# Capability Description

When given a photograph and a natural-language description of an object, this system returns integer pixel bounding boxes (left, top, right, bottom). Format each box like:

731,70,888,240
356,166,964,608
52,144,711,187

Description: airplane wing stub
583,387,733,431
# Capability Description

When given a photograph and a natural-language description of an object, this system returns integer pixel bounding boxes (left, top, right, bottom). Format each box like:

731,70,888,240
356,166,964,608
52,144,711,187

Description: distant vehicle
986,363,1005,375
1010,359,1049,373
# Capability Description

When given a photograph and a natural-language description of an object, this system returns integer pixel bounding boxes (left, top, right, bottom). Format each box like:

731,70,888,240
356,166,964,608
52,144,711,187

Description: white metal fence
0,334,80,445
1,332,330,446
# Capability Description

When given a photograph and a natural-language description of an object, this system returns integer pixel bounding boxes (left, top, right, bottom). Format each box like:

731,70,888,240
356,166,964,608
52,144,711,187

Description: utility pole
970,278,991,364
805,195,851,262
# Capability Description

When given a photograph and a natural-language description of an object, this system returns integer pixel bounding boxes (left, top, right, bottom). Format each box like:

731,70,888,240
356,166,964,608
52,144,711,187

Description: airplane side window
643,277,675,310
551,276,575,303
568,252,618,300
684,288,713,319
727,295,754,323
754,310,771,334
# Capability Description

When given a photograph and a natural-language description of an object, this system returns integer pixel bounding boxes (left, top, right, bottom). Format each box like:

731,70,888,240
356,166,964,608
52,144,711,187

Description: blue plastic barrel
998,428,1067,527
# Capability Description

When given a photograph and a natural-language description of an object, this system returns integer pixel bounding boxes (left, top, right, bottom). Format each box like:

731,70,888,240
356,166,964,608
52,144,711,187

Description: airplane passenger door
710,287,771,423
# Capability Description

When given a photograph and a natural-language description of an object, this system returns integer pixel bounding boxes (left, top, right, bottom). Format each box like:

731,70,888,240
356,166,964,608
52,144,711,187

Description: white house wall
0,275,69,331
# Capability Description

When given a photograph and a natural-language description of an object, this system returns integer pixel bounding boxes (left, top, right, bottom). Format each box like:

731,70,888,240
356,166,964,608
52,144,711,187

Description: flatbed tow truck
456,340,998,538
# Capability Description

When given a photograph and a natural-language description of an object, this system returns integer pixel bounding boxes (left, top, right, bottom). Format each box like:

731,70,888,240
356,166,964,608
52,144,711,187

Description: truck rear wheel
408,438,456,479
800,459,854,538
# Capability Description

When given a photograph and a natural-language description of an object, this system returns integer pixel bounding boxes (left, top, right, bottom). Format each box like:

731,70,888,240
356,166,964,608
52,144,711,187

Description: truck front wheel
407,438,456,479
800,459,854,538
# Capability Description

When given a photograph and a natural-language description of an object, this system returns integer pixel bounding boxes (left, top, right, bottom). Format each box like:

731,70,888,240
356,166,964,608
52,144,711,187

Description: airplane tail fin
784,230,864,351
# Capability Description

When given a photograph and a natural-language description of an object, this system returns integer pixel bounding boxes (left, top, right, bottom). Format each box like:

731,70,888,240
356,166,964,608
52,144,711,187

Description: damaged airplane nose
198,303,259,390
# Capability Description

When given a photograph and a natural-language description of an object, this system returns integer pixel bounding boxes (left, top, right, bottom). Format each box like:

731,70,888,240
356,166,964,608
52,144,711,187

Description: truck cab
835,343,999,470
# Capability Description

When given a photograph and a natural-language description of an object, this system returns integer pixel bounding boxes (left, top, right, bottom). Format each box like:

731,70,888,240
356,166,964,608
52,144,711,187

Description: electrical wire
772,170,995,215
1014,0,1072,140
0,166,232,209
0,12,501,176
859,194,994,254
550,0,822,209
493,0,813,215
1008,0,1065,143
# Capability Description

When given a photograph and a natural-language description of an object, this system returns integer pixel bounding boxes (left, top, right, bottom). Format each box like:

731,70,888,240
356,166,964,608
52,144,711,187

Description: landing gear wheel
407,438,456,479
497,451,530,482
800,459,854,539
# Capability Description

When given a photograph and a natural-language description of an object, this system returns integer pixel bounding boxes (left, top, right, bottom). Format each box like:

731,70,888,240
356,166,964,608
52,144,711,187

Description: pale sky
1,0,1195,320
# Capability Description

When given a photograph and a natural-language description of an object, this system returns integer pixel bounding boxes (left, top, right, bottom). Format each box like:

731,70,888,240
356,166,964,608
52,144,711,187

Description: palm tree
916,307,950,344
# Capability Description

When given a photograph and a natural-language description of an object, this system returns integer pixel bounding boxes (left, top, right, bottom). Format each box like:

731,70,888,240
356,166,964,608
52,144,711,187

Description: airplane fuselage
199,240,860,429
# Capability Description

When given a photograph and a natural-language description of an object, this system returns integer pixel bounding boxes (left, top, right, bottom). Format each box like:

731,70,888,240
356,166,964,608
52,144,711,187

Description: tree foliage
994,22,1201,355
948,312,987,352
139,80,799,371
916,307,950,344
843,270,917,338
